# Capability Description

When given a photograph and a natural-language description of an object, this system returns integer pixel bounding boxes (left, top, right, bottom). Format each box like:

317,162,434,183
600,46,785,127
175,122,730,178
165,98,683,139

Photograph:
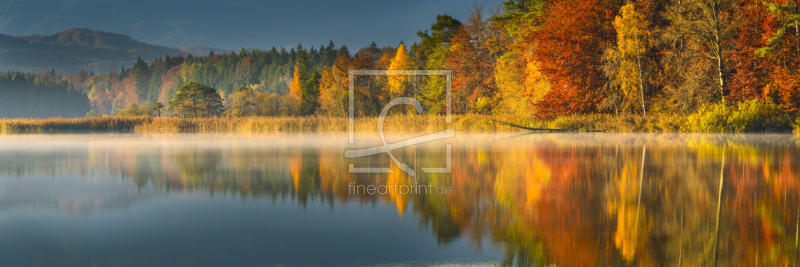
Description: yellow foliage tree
318,55,372,116
607,3,652,115
493,50,550,116
387,44,412,98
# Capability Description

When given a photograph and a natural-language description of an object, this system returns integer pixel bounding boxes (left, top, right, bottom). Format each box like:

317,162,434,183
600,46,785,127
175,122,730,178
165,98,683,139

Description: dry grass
1,116,152,133
135,115,501,132
1,115,517,133
5,113,786,134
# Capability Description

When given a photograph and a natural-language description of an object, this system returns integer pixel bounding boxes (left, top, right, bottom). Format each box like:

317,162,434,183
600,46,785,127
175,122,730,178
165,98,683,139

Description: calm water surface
0,133,798,266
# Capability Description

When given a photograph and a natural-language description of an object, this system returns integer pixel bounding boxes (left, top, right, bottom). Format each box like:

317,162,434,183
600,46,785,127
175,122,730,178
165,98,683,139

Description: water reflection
0,133,798,266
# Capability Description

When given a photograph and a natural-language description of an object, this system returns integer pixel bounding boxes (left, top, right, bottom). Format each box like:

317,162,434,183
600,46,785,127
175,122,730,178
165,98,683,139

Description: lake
0,133,797,266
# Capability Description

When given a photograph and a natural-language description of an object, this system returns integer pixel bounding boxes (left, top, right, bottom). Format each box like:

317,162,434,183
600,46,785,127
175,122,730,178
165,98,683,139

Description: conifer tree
388,44,412,98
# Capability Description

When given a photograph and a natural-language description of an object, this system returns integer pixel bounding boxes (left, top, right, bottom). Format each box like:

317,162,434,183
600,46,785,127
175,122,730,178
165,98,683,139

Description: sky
0,0,504,50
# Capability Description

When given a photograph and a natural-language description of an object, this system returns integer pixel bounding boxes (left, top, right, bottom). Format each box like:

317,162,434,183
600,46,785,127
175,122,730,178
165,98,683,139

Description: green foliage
132,56,151,101
337,45,350,58
729,98,792,132
794,117,800,134
148,58,167,102
301,68,321,114
116,102,153,117
756,2,800,57
152,102,164,117
0,71,91,118
489,0,546,24
168,81,225,118
85,110,103,118
419,41,450,114
684,101,734,132
684,99,791,132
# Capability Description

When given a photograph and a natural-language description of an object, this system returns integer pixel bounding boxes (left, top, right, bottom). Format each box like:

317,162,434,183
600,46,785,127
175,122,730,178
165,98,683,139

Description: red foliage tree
533,0,617,118
748,0,800,111
727,0,773,103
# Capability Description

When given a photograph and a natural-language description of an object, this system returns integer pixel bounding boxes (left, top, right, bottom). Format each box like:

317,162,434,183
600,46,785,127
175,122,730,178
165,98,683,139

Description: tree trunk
713,148,725,267
634,34,647,117
795,0,799,57
713,0,726,102
632,145,646,264
193,94,198,118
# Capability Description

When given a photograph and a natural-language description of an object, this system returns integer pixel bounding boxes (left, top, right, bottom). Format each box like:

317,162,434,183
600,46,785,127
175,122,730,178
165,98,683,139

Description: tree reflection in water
0,133,798,266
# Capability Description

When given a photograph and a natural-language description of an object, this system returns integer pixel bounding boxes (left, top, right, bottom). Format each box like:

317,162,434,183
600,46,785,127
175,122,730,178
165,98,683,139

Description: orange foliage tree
533,0,617,118
445,5,504,114
318,55,371,116
727,0,772,103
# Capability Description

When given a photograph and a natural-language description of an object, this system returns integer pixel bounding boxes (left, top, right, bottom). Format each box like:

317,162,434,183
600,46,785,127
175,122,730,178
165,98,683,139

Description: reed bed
0,115,514,134
1,116,153,133
2,113,790,134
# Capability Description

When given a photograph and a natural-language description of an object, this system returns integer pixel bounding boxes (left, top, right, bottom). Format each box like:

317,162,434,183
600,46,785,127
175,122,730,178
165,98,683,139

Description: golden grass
1,115,515,133
1,116,152,133
1,113,788,134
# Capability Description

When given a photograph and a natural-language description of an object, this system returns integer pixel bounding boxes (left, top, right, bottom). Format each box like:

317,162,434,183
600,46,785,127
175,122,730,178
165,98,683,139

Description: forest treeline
0,71,90,118
14,0,800,122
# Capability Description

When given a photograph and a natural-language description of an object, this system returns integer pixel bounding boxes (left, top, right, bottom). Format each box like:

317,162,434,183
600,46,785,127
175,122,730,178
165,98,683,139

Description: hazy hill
0,28,188,73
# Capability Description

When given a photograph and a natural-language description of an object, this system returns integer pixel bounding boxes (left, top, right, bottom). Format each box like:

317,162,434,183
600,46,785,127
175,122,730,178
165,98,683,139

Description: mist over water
0,133,798,266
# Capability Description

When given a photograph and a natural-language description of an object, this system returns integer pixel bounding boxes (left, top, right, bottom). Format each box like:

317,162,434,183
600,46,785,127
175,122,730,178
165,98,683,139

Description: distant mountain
180,45,231,56
0,28,190,73
0,0,504,53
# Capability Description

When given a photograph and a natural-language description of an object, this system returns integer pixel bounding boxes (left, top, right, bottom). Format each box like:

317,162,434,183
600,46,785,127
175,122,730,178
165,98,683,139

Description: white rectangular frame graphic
347,70,452,175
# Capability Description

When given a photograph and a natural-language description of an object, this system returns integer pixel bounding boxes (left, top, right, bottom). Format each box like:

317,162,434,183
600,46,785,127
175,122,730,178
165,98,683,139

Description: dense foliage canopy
9,0,800,120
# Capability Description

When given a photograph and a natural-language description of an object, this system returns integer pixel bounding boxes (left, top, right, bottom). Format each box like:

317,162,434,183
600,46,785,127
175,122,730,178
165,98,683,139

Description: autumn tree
605,3,653,116
664,0,734,108
289,51,309,107
387,43,413,99
490,0,549,116
533,0,617,118
755,0,800,59
725,0,771,104
493,51,549,116
318,55,371,116
754,0,800,111
445,5,503,114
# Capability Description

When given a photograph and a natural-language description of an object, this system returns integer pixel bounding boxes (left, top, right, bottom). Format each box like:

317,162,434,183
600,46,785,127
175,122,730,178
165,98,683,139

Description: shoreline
0,114,796,134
